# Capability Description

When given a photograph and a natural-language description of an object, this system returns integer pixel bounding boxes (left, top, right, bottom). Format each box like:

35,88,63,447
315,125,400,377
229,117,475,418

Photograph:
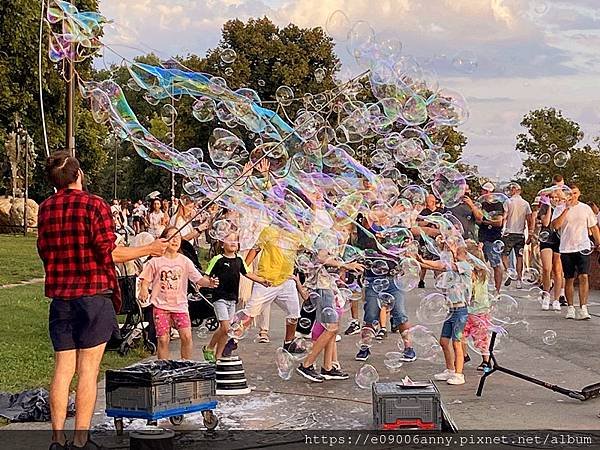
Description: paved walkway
6,278,600,434
0,277,44,289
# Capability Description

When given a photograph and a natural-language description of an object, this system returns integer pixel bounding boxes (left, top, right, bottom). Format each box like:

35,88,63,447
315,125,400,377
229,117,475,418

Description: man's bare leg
50,350,77,445
73,343,107,447
578,274,589,306
564,278,575,306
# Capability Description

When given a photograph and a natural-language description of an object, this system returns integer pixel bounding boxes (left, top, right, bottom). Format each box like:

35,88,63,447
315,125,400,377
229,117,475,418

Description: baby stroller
180,239,219,332
106,258,157,356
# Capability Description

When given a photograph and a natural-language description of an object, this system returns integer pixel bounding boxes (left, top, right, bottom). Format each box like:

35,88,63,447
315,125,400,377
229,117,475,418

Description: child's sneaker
202,345,216,363
355,346,370,361
552,300,561,311
447,373,465,385
578,305,591,320
565,305,576,319
284,340,306,354
559,295,567,306
515,280,523,289
400,347,416,362
375,328,387,340
321,367,349,380
335,334,341,342
222,338,238,357
477,361,491,372
296,364,324,383
464,353,471,364
434,368,455,381
344,320,361,335
541,298,550,310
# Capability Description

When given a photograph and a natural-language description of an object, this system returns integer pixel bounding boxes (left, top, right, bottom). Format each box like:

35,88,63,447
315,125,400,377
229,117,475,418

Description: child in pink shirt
139,226,218,360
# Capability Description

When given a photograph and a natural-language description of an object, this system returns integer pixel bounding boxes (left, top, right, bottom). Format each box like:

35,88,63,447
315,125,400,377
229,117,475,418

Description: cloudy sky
97,0,600,181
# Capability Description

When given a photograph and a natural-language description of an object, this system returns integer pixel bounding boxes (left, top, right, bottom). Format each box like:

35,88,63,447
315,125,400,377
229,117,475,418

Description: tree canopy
516,107,600,203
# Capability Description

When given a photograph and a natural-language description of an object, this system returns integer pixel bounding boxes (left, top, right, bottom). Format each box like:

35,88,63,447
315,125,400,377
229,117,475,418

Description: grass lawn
0,282,148,393
0,234,44,285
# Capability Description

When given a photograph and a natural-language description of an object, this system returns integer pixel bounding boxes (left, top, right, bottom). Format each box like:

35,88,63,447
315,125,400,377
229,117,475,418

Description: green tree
515,107,600,202
0,0,108,201
93,18,341,200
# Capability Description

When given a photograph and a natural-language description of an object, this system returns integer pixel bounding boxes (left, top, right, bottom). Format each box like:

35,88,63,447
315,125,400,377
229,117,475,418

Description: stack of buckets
215,356,251,395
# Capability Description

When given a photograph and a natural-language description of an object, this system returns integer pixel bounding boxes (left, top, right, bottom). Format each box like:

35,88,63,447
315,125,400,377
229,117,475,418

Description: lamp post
65,52,75,155
170,96,175,201
23,136,32,236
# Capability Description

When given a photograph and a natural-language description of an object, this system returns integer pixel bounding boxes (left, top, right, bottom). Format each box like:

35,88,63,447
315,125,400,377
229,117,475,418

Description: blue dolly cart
105,360,218,435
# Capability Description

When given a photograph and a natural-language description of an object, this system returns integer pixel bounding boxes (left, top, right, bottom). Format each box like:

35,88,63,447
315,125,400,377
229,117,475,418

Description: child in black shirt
203,232,269,361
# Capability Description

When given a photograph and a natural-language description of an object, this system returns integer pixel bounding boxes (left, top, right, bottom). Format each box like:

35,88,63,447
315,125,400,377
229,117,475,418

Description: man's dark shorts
49,294,119,351
560,252,591,279
502,233,525,257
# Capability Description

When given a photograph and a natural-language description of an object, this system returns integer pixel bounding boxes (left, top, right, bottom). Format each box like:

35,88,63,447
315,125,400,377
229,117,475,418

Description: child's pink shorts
153,307,191,337
463,313,491,354
311,307,343,341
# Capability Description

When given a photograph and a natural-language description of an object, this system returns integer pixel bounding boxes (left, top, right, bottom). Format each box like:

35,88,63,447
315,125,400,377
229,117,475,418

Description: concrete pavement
5,277,600,434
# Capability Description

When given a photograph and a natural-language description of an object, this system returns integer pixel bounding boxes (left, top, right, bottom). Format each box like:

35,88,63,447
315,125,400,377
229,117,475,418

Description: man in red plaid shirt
38,152,168,450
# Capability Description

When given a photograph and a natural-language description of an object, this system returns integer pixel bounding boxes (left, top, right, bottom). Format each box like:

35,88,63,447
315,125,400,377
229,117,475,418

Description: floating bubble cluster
49,2,542,378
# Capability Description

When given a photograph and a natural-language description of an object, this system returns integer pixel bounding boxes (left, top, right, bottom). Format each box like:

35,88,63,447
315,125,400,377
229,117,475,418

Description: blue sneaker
400,347,416,362
355,346,370,361
222,338,238,358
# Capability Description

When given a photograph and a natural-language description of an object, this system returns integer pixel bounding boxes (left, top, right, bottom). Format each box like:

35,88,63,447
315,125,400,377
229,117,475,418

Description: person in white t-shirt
551,184,600,320
502,183,533,289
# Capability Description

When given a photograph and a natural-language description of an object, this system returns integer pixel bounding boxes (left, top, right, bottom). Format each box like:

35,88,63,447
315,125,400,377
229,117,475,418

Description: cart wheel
205,317,219,331
202,410,218,430
147,419,158,426
145,341,157,355
169,415,184,426
114,417,124,436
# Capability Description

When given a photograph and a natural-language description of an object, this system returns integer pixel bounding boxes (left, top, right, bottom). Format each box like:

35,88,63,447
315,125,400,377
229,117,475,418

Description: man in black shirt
417,194,445,288
476,182,505,293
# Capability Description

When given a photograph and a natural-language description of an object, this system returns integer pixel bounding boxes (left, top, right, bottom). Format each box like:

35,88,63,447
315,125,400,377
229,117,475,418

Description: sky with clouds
97,0,600,181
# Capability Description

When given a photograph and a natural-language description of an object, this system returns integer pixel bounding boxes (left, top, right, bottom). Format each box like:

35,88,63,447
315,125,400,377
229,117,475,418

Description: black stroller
106,261,157,356
180,239,219,332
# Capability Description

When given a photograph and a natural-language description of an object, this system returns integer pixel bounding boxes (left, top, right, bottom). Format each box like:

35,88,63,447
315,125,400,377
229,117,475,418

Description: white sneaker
515,280,523,289
578,305,591,320
335,334,342,342
552,301,561,311
447,373,466,385
541,298,550,310
565,305,576,319
434,369,456,381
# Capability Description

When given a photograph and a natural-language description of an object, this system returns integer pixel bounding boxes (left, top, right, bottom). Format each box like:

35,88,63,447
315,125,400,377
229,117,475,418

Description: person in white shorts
242,224,305,353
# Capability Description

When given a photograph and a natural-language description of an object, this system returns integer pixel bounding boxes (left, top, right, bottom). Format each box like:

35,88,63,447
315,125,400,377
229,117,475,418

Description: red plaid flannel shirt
37,188,121,311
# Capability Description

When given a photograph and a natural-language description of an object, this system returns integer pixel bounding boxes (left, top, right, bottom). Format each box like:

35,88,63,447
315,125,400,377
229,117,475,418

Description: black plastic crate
372,381,442,430
106,360,216,415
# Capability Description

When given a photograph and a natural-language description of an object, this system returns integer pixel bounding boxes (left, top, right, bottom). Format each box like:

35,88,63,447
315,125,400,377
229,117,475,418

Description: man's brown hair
47,151,80,189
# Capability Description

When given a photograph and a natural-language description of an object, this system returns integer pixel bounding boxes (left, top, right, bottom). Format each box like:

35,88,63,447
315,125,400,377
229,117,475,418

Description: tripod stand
476,332,600,401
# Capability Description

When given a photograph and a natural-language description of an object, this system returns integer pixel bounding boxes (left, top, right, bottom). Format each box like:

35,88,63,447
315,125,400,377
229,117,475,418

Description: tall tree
515,107,600,202
92,18,341,201
0,0,108,201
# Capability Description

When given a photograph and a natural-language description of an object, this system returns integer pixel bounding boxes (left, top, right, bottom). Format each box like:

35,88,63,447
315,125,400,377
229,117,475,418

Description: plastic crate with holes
105,360,218,434
372,381,442,430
